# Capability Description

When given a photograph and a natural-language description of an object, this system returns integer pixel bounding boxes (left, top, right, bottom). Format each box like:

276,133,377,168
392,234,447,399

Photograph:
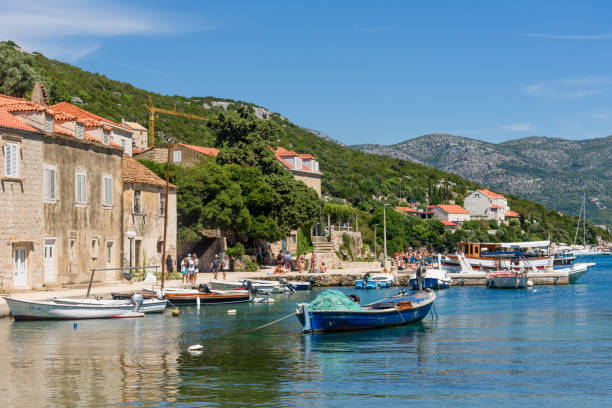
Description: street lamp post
374,225,377,259
126,230,136,271
383,204,389,263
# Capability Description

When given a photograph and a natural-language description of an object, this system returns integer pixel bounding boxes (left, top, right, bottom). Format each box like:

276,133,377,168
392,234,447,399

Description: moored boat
210,279,287,293
486,270,528,289
52,297,168,313
163,285,251,305
296,289,436,333
369,274,395,288
3,297,144,321
409,267,451,290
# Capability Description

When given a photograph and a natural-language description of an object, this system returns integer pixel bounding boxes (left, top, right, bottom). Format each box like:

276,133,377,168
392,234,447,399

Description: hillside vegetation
354,133,612,227
1,41,610,249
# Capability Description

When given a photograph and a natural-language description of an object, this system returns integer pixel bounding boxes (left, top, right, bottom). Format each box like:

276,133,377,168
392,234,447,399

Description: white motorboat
368,274,395,288
486,270,528,289
52,297,168,313
209,279,287,293
409,267,452,289
3,297,144,321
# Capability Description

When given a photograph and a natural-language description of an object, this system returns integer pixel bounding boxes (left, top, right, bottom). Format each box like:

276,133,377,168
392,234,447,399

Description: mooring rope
241,312,297,334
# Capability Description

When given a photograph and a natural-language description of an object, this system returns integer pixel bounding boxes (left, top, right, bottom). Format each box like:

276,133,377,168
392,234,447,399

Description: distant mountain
301,127,344,146
353,133,612,226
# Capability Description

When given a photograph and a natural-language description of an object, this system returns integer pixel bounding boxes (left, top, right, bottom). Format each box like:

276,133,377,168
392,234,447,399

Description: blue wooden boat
354,279,365,289
409,268,451,290
296,290,436,333
365,280,378,289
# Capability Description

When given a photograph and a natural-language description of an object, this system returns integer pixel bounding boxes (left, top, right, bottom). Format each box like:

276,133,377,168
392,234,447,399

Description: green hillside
1,41,610,248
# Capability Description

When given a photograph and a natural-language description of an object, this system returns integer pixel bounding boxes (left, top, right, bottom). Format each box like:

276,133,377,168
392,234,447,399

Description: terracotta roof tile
0,109,42,133
123,155,176,189
123,121,147,131
505,211,520,218
177,143,219,156
435,204,470,214
396,206,418,213
441,221,457,226
50,102,133,132
54,127,74,137
478,189,505,199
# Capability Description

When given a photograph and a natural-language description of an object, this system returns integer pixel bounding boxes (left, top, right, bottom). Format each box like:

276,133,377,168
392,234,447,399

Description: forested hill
1,41,610,243
354,133,612,227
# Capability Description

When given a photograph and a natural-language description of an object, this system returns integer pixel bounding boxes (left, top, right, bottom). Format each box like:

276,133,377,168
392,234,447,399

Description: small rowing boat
164,285,251,305
486,270,528,289
52,297,168,313
296,289,436,333
3,297,144,321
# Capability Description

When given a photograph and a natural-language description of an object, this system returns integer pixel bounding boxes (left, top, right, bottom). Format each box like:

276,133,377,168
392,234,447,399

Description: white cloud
0,0,203,61
499,123,533,132
522,76,612,99
521,33,612,40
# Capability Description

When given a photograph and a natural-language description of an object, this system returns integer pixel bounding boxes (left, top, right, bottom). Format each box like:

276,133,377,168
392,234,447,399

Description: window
102,175,113,206
45,115,53,133
159,192,166,216
157,240,163,253
120,138,126,150
103,130,109,145
44,166,56,202
5,142,18,177
295,157,302,170
69,239,76,261
106,241,113,265
91,238,99,259
173,150,181,162
134,190,142,213
76,124,84,139
75,171,87,204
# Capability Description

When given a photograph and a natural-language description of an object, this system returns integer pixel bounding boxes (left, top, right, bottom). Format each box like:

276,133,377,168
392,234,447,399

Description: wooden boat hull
52,298,168,313
164,291,250,305
297,292,435,333
3,297,144,321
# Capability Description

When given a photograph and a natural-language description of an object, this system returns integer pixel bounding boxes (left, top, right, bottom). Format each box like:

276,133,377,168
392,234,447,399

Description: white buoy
196,296,200,309
227,309,237,314
188,344,204,351
532,289,538,293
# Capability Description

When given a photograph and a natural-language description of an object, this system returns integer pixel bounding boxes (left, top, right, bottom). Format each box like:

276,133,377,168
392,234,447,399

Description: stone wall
331,230,363,259
123,184,177,269
135,147,167,163
0,130,44,290
291,170,321,197
43,134,123,284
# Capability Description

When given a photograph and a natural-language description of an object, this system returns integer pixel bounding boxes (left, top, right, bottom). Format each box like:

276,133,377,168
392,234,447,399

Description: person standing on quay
297,254,305,273
188,255,195,284
211,254,220,280
181,257,188,284
309,250,317,273
222,255,230,280
193,255,200,283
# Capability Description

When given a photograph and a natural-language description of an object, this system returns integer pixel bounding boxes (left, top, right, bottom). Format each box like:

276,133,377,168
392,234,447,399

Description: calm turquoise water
1,256,611,407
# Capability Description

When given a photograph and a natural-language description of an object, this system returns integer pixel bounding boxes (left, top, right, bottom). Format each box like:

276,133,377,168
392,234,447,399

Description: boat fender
131,293,144,312
172,308,180,317
348,294,360,304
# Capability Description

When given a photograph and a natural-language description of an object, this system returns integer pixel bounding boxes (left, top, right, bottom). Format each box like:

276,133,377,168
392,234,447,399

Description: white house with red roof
464,189,519,223
432,204,471,225
274,147,322,197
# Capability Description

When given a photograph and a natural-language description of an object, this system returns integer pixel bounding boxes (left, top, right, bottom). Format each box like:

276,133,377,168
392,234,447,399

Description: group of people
272,249,328,274
179,254,200,284
394,249,433,270
209,254,230,280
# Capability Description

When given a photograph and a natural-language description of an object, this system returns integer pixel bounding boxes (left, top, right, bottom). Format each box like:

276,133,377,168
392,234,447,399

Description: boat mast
583,192,586,246
573,194,584,246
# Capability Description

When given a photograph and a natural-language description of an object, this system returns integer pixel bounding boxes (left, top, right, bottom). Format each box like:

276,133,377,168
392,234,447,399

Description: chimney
31,82,49,107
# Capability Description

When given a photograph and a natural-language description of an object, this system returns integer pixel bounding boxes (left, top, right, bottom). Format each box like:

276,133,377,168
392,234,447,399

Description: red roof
177,143,219,156
435,204,470,214
490,204,502,208
396,206,417,213
50,102,132,132
54,127,74,137
478,189,505,199
441,221,457,226
0,109,41,133
505,211,520,218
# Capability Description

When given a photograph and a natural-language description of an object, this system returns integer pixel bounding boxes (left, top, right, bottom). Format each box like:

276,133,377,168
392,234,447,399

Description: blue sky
3,0,612,145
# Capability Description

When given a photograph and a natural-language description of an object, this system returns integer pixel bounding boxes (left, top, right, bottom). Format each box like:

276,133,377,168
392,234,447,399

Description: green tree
0,42,40,97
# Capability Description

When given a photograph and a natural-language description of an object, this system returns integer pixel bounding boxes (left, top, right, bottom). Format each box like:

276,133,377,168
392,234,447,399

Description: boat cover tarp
308,289,363,312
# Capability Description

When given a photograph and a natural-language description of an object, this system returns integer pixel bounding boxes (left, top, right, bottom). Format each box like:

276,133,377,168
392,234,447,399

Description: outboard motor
279,277,295,293
243,280,255,293
198,284,211,293
131,293,144,312
416,265,425,292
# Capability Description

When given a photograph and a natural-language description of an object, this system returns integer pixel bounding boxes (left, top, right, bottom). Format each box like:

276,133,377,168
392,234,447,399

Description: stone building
464,189,520,223
0,107,45,290
135,143,219,167
0,93,124,289
122,155,177,271
274,147,322,197
121,120,149,152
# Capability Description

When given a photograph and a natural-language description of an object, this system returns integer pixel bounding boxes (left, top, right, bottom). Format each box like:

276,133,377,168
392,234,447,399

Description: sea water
1,256,611,407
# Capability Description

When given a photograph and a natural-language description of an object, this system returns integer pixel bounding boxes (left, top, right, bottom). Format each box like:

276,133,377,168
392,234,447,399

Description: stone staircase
312,236,340,268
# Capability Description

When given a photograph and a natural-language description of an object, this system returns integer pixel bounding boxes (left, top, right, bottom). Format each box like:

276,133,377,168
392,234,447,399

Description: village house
432,204,471,225
122,155,177,271
0,92,124,289
134,143,219,167
49,102,135,156
464,189,520,223
121,119,149,153
274,147,322,197
395,206,418,216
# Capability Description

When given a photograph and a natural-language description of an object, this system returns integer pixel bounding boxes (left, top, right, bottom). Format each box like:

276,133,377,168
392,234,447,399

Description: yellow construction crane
146,96,208,147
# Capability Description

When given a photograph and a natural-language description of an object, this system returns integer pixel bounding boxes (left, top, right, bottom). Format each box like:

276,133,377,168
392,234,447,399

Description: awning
500,240,550,248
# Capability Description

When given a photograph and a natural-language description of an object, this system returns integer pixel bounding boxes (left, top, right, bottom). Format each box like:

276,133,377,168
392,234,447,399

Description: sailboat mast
583,192,586,245
573,195,583,246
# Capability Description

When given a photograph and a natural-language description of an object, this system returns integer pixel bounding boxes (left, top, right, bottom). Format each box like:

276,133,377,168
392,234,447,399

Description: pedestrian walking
211,254,220,280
